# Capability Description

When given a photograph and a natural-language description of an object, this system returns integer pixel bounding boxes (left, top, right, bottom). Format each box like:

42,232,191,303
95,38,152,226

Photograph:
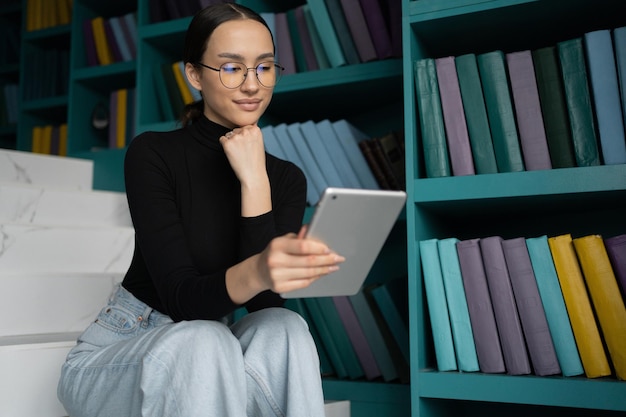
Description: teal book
349,290,398,381
419,239,458,371
313,297,364,379
437,238,480,372
294,5,320,71
303,5,330,70
324,0,361,65
260,125,287,160
532,46,576,168
557,37,601,167
455,53,498,174
302,298,349,378
306,0,347,68
331,119,380,189
525,235,584,376
614,27,626,132
477,50,525,173
315,119,361,188
369,279,410,365
413,58,451,178
584,29,626,165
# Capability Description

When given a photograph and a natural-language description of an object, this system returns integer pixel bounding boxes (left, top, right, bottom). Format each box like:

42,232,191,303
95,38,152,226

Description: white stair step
0,223,134,274
0,272,122,337
0,182,132,227
0,333,78,417
0,148,93,191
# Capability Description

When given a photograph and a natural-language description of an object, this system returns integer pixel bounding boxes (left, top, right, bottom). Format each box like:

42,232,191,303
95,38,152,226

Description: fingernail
328,265,340,272
335,255,346,262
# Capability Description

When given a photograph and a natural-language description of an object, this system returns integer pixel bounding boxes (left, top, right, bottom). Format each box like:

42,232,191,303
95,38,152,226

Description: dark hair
179,3,274,127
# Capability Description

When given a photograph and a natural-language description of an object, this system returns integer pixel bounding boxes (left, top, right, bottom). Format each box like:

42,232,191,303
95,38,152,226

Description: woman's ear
185,62,202,91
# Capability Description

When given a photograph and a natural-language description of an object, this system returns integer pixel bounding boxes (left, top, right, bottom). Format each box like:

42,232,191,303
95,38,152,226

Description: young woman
57,4,344,416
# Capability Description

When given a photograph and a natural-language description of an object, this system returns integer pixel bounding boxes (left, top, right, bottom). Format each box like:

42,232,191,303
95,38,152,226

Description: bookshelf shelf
72,61,136,84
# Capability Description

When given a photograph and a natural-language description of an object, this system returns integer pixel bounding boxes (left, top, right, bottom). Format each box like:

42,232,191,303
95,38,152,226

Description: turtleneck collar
188,114,232,151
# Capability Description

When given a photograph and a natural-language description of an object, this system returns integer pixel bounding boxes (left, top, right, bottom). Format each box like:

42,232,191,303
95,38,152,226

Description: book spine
548,234,611,378
357,0,393,59
315,120,362,189
274,12,297,75
604,234,626,301
331,119,380,189
306,0,347,68
614,27,626,132
323,0,361,65
338,0,377,62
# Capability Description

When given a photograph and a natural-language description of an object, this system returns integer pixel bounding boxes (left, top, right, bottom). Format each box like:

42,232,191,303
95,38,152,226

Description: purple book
332,296,382,380
358,0,393,60
274,12,297,75
435,56,475,176
82,19,98,67
480,236,531,375
294,5,319,71
605,234,626,301
339,0,377,62
502,237,561,376
456,238,506,373
506,50,552,170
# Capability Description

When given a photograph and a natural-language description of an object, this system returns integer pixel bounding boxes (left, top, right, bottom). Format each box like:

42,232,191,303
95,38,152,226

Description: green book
306,0,347,68
455,53,498,174
286,8,309,72
532,46,576,168
413,58,450,178
557,38,600,167
477,50,525,173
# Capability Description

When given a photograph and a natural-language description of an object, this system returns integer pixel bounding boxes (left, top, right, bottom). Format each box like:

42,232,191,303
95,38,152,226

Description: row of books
82,13,138,67
284,277,410,382
419,233,626,380
266,0,401,75
414,25,626,178
22,47,69,101
0,83,18,127
108,88,136,150
0,17,19,66
30,123,68,156
154,60,201,122
25,0,72,32
261,120,404,206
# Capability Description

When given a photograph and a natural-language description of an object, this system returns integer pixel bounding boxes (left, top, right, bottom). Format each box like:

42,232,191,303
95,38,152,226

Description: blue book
437,238,480,372
273,123,319,205
331,119,379,189
260,125,286,159
525,235,584,376
419,239,458,371
287,122,328,201
305,0,347,68
585,29,626,165
370,280,410,364
315,119,361,188
299,120,346,188
120,12,138,59
108,16,132,62
614,27,626,131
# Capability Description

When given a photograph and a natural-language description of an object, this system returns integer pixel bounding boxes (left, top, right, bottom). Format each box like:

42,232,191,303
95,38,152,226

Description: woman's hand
225,226,345,304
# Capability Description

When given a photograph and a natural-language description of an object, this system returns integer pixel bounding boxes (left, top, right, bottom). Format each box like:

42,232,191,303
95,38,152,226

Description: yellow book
91,16,114,66
573,235,626,380
116,89,128,149
171,62,194,105
548,234,611,378
26,0,37,31
59,123,68,156
56,0,72,26
31,126,43,153
40,124,53,154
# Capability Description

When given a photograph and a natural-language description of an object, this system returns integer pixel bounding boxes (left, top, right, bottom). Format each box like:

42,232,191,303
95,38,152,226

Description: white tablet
281,187,407,298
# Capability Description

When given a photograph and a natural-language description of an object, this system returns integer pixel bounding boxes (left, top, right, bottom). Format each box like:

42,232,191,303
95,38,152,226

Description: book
120,13,138,60
109,16,132,62
178,61,201,102
261,125,286,160
479,236,531,375
454,53,498,174
437,238,480,372
152,64,175,122
366,136,402,190
477,50,525,173
91,16,114,66
358,139,391,189
116,88,128,149
573,235,626,380
358,0,393,60
531,46,576,168
548,234,611,378
413,58,451,178
286,122,329,199
375,131,405,190
160,63,185,120
108,89,118,149
103,18,123,63
324,0,361,65
506,50,552,171
299,120,345,187
604,234,626,300
525,235,584,376
557,38,601,167
502,237,561,376
171,62,194,105
286,7,310,73
294,5,319,71
369,278,410,365
419,239,458,371
82,19,98,67
584,29,626,165
614,27,626,132
455,238,506,373
332,296,382,380
331,119,380,189
435,56,475,176
349,290,398,381
274,12,297,75
339,0,377,63
303,5,331,70
306,0,347,68
315,119,361,189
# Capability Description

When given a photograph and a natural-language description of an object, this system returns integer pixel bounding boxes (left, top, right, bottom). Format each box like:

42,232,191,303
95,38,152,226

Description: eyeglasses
197,61,284,89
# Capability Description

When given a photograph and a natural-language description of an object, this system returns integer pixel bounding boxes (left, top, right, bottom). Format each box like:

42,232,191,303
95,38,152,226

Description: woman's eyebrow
217,52,275,61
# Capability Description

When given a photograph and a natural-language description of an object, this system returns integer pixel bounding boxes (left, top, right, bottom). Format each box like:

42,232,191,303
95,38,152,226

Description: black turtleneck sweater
121,116,307,322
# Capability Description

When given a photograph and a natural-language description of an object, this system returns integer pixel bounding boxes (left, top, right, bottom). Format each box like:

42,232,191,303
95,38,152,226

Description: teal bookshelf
403,0,626,416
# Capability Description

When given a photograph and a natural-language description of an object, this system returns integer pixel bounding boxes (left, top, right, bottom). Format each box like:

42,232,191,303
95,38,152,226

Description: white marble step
0,223,134,274
0,333,77,417
0,148,93,191
0,182,132,227
0,272,122,337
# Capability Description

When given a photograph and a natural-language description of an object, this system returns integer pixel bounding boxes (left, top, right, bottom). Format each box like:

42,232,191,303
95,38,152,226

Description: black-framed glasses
197,61,284,89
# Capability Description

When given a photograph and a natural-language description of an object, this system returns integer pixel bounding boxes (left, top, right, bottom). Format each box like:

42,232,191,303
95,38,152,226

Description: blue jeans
58,285,325,417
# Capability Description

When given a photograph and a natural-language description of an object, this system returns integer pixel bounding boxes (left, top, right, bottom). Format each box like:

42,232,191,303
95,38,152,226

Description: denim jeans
57,285,325,417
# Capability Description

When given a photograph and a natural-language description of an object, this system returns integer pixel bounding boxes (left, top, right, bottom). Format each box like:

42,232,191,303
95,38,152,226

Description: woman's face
190,19,275,129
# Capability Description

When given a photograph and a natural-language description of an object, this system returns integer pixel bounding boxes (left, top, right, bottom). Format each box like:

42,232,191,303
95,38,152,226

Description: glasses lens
256,62,282,87
219,63,245,88
218,62,283,88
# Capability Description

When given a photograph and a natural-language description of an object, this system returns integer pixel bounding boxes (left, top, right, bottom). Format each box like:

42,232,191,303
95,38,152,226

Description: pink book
358,0,393,60
339,0,377,62
274,12,297,75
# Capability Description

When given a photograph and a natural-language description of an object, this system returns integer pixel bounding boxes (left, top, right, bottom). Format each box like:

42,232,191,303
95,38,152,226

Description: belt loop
139,304,153,328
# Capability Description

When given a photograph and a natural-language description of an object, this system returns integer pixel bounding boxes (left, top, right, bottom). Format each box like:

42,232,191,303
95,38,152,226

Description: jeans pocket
95,304,141,334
